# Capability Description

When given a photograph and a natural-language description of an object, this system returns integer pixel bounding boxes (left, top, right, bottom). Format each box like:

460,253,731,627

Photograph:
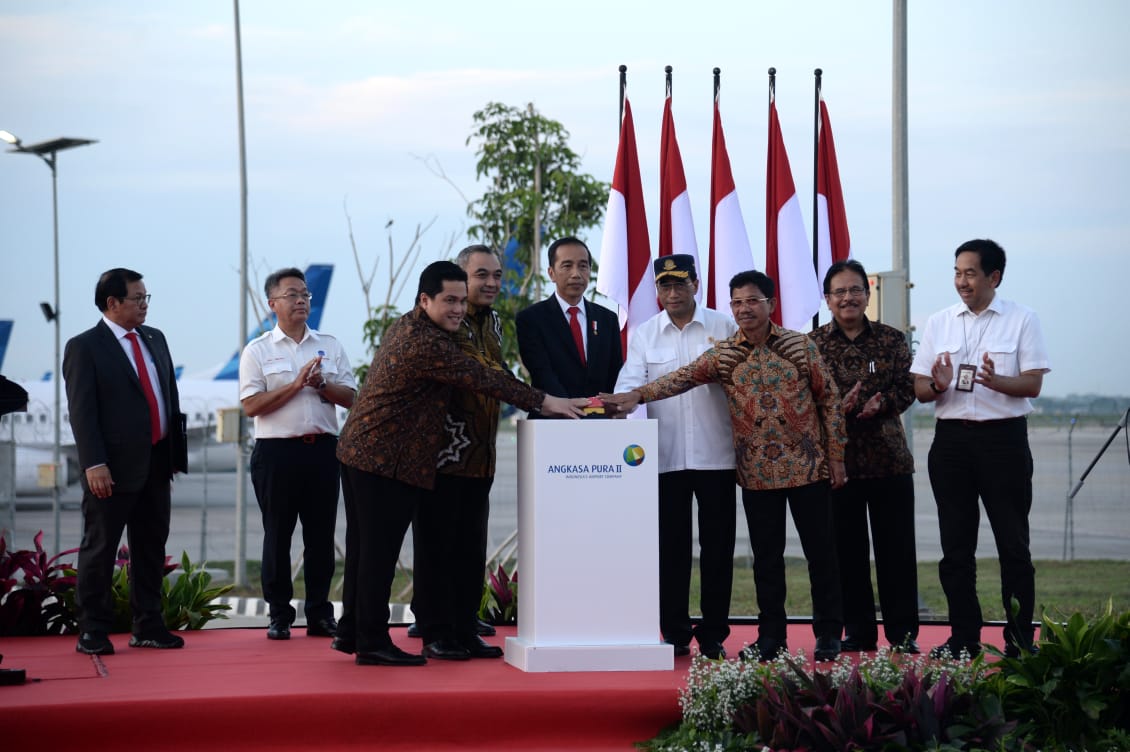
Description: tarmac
4,423,1128,628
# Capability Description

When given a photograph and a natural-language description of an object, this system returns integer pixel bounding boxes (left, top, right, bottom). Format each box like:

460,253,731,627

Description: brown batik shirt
438,302,504,478
809,317,915,480
337,307,544,490
636,323,846,491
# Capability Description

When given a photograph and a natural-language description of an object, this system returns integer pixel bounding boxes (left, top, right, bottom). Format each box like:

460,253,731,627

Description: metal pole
49,151,62,552
892,0,913,455
1063,415,1076,560
812,69,823,332
233,0,249,586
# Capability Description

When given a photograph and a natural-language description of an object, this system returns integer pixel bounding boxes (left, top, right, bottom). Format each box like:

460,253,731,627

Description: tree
466,102,608,371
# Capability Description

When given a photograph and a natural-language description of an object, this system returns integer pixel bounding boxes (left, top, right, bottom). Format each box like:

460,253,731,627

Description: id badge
956,363,976,392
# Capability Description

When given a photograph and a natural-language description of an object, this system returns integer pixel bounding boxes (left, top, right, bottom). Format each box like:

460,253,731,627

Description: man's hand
931,352,954,391
86,466,114,499
540,395,588,419
856,391,883,419
599,391,642,415
829,459,848,490
301,356,324,390
842,381,862,414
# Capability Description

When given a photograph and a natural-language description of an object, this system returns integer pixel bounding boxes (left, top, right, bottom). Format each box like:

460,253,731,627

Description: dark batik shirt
438,303,504,478
637,324,846,491
337,307,544,490
810,317,915,480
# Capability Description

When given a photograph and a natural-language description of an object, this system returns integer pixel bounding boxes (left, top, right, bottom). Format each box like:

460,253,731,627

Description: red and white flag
598,96,656,356
659,90,701,302
766,95,820,330
816,96,852,286
707,92,754,310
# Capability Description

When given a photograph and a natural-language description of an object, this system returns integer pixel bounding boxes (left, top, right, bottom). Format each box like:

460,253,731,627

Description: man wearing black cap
613,255,738,659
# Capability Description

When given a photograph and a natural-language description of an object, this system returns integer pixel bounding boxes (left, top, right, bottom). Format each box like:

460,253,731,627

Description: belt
936,417,1026,429
262,433,335,444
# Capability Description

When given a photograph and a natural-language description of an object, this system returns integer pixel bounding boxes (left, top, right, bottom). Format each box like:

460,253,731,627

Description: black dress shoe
892,638,921,654
306,616,338,637
928,639,981,660
698,641,727,660
267,621,291,640
355,645,427,666
813,636,841,662
476,619,497,637
840,636,878,652
422,639,472,661
460,635,503,659
331,636,355,654
407,622,421,638
129,627,185,649
740,638,787,662
76,631,114,656
664,640,691,657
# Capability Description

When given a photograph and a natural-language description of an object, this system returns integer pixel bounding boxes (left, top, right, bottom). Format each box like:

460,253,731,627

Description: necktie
125,332,162,444
568,306,586,366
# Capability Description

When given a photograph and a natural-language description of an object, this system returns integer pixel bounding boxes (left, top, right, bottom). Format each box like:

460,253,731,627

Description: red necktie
568,306,586,366
125,332,162,444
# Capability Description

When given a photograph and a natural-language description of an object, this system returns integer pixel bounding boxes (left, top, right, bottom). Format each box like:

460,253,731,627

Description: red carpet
0,624,959,751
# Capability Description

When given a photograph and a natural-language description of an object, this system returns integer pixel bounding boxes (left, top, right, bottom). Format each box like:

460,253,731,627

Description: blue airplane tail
0,320,11,372
212,264,334,380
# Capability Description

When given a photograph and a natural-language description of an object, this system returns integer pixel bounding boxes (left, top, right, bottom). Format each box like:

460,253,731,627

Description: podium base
504,636,674,672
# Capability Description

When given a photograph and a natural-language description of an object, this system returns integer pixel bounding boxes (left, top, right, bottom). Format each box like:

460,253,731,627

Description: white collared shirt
238,324,356,438
615,304,737,472
911,294,1050,421
554,292,588,352
103,315,168,439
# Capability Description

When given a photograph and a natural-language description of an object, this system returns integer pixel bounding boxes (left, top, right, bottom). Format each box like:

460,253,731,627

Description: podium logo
623,444,645,467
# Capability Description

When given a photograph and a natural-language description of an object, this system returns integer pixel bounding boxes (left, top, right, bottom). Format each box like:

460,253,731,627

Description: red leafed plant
478,565,518,626
0,531,79,636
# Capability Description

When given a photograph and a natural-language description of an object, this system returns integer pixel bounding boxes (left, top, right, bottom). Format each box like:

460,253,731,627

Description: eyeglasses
828,286,867,299
270,292,313,303
121,294,151,305
729,296,771,309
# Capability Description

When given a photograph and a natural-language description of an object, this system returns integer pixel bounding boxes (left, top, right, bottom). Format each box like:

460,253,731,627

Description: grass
212,557,1129,622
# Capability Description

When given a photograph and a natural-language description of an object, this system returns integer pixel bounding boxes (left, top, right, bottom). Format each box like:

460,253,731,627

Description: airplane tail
0,320,11,372
211,264,334,381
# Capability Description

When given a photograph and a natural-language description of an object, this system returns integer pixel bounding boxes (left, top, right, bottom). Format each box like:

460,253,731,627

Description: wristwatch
316,378,328,392
929,380,944,394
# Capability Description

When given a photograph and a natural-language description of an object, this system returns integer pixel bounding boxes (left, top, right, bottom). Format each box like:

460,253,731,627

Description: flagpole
665,65,672,99
619,64,627,128
812,69,823,331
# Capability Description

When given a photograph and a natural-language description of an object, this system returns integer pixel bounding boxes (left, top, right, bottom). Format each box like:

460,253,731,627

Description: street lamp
1,130,96,552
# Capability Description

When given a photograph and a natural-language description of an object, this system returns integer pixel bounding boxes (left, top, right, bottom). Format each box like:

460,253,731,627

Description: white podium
504,418,672,672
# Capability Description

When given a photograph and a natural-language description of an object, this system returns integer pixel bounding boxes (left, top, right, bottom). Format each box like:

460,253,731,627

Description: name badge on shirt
956,363,976,392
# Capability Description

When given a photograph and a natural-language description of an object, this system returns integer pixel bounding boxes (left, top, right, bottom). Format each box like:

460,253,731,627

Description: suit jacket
516,296,622,400
63,320,188,494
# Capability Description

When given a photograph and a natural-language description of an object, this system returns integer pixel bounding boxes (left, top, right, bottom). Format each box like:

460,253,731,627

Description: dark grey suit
64,320,187,633
516,296,622,402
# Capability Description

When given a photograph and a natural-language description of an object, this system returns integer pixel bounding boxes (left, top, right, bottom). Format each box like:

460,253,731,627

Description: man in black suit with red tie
516,237,622,404
64,268,188,655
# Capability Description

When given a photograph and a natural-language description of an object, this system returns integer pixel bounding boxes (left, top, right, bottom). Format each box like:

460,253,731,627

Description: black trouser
658,469,737,647
250,435,340,624
337,467,424,652
928,417,1035,648
77,439,171,634
831,474,919,645
411,474,493,643
742,480,842,641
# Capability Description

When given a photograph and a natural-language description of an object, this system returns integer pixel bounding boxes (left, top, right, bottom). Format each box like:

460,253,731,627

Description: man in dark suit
516,236,622,403
64,268,188,655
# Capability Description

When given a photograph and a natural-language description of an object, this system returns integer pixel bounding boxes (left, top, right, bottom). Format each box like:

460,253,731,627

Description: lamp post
1,130,96,552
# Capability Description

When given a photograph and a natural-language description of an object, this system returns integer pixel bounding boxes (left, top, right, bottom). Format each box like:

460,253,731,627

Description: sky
1,1,1127,397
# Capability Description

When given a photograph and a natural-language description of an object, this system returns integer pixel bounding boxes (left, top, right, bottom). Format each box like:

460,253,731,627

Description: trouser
250,435,340,624
337,467,424,653
411,474,493,643
831,474,919,645
742,480,842,640
77,439,171,634
658,469,737,647
928,417,1035,648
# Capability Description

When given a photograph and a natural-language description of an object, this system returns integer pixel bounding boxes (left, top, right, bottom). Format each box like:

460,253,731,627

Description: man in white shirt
911,239,1050,660
239,267,357,641
614,255,738,659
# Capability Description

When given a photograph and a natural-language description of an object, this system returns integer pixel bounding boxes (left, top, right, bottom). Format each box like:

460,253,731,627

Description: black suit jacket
63,320,188,494
516,296,622,400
